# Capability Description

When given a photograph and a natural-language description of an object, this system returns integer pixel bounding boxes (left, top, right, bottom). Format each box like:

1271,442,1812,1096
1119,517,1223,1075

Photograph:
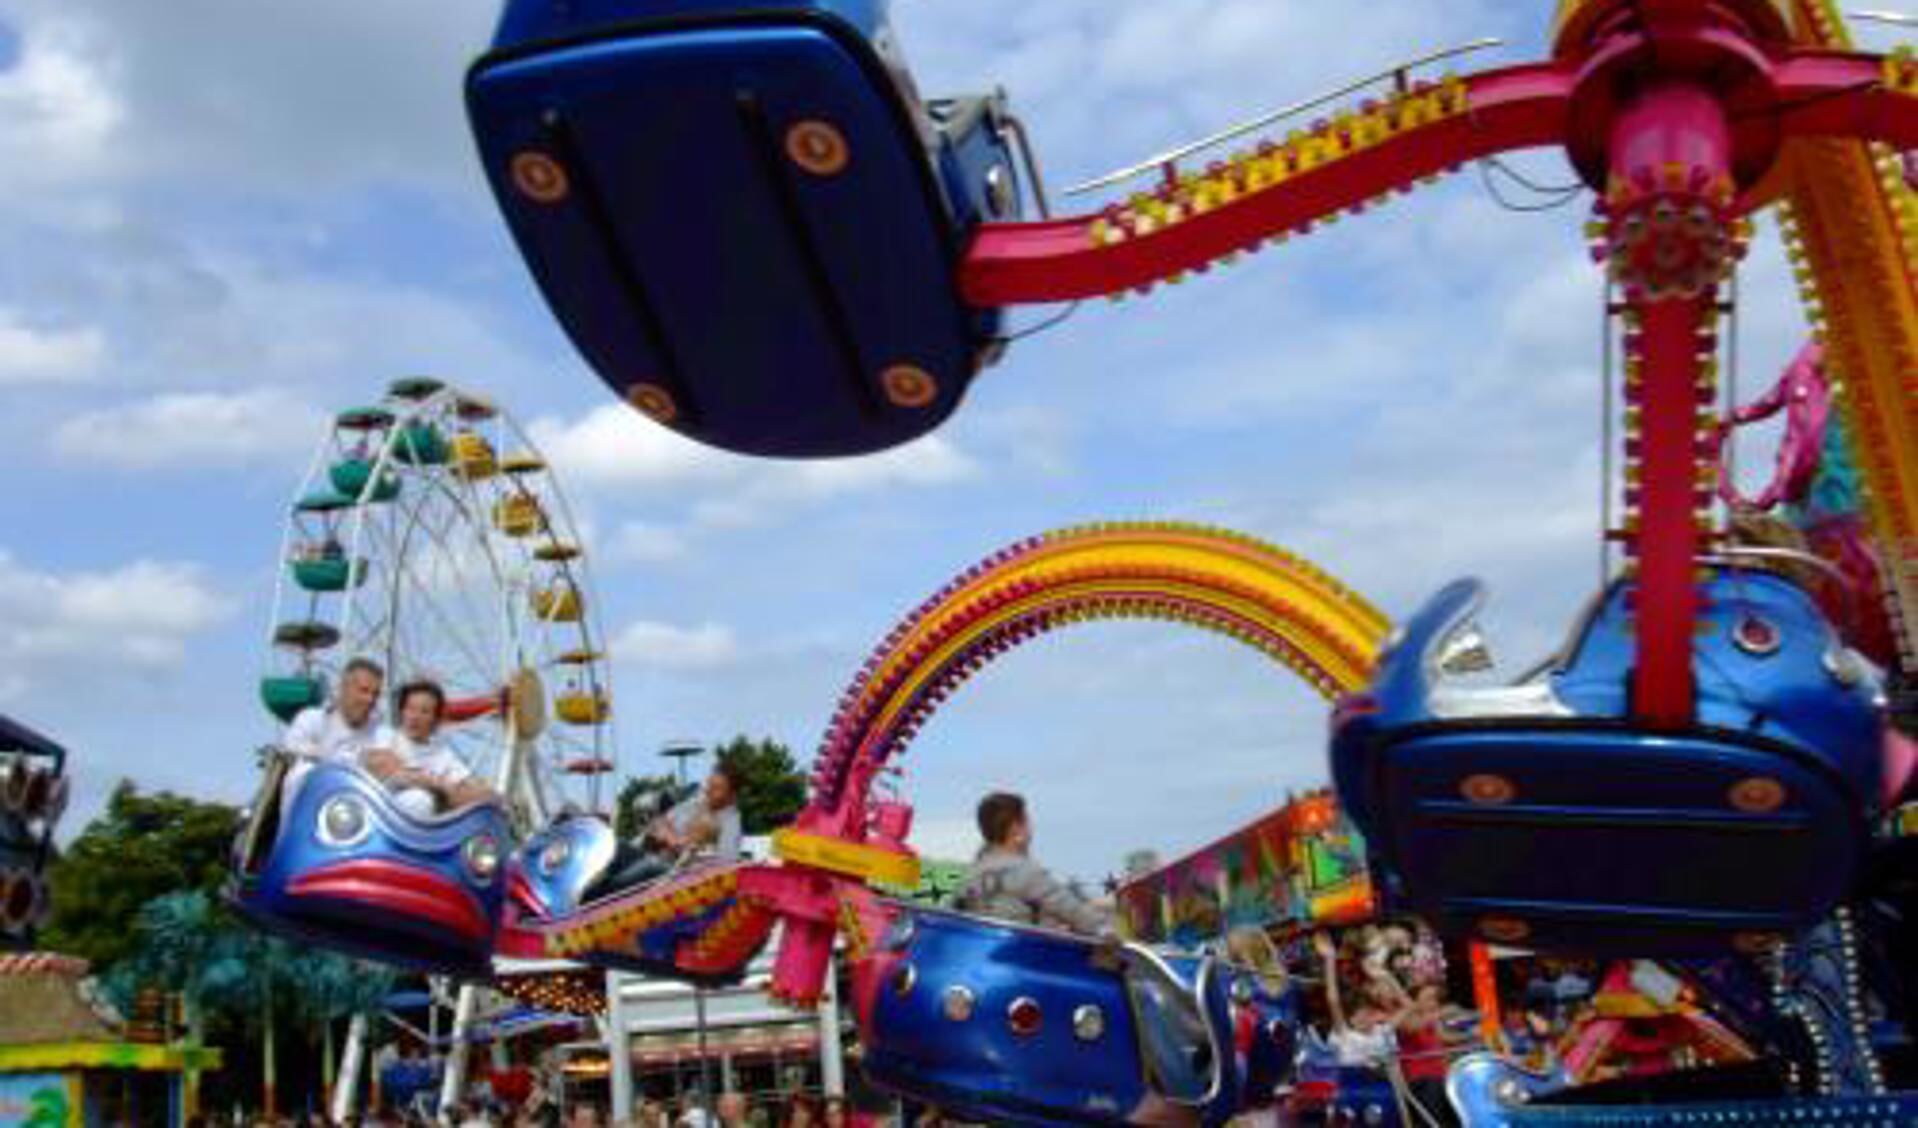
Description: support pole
818,953,845,1100
440,983,481,1116
1601,79,1736,726
609,970,635,1123
332,1012,370,1123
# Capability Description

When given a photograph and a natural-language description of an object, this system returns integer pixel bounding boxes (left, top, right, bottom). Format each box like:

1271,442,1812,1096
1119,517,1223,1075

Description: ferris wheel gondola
233,378,617,975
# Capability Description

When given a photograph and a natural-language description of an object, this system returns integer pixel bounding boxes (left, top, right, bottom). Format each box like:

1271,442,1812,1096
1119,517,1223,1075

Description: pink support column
1602,82,1739,726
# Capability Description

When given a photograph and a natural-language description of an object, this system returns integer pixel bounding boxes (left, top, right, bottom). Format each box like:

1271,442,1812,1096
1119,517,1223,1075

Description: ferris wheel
258,377,615,829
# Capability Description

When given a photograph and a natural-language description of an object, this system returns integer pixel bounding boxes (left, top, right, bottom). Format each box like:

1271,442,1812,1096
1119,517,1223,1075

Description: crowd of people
190,1092,860,1127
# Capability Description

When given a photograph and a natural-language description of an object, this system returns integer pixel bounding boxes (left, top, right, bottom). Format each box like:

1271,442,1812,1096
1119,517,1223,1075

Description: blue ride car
468,0,1027,457
231,755,511,977
856,906,1304,1125
1331,568,1888,955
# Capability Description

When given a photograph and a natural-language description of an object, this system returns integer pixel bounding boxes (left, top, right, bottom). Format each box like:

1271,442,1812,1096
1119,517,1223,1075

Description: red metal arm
959,63,1575,306
1771,51,1918,149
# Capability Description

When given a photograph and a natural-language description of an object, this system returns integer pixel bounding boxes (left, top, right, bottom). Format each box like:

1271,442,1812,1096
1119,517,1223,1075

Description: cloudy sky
0,1,1854,881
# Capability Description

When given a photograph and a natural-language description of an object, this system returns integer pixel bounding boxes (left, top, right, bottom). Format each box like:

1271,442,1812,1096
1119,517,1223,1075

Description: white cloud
0,17,124,189
0,0,488,198
527,405,736,489
607,521,690,565
530,404,979,531
613,620,742,672
905,814,981,864
49,388,324,469
0,310,104,384
0,551,233,699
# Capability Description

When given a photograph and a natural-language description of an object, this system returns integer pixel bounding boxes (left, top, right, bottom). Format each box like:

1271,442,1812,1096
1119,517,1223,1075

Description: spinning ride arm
959,65,1574,305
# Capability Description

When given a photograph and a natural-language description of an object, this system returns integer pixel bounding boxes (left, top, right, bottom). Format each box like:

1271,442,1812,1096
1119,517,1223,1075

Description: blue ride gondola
466,0,1026,457
1331,567,1889,956
231,754,511,977
853,906,1302,1126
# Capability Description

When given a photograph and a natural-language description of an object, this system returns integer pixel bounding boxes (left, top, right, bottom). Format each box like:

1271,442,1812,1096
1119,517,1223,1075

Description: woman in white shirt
362,679,496,818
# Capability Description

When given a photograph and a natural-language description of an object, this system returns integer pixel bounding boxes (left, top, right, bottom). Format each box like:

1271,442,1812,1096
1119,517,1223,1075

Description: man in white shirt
647,763,742,862
362,679,495,818
284,657,385,764
280,657,387,817
596,764,744,894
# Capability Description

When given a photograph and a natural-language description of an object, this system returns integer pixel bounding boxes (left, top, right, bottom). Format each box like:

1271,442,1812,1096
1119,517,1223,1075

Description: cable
994,300,1082,344
1477,156,1585,213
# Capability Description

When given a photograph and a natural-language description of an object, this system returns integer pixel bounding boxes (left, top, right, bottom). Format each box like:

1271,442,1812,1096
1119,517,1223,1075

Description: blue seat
1331,571,1887,954
467,0,1022,456
231,759,511,976
862,908,1246,1125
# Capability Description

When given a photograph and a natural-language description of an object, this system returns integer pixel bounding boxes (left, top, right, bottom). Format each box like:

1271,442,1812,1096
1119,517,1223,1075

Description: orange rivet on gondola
881,365,938,408
785,120,850,176
627,382,678,424
510,151,570,204
1728,776,1786,814
1480,917,1530,944
1459,773,1516,806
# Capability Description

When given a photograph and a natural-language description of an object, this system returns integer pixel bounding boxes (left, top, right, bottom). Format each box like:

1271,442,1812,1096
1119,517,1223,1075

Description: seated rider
954,791,1110,936
362,679,497,818
596,765,743,894
281,656,387,817
285,656,385,764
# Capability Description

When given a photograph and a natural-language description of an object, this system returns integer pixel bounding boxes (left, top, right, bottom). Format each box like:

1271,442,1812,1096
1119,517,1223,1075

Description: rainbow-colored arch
803,523,1389,835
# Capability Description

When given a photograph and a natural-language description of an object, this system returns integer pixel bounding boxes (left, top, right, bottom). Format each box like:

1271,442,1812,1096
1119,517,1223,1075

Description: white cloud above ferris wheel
49,388,323,469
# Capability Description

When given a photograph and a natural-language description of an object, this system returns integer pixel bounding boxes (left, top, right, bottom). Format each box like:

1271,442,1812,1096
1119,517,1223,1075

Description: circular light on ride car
510,150,570,204
539,837,571,875
880,364,938,408
1728,776,1787,814
317,795,372,848
942,985,975,1023
1006,996,1042,1038
785,120,849,176
626,382,678,425
1363,1103,1386,1125
1460,773,1516,806
1072,1004,1105,1042
464,834,503,883
1479,916,1530,944
891,962,917,998
1732,614,1781,657
1822,646,1864,687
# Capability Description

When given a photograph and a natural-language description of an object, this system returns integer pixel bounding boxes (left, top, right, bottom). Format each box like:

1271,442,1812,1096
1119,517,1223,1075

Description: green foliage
104,888,395,1028
712,735,806,835
42,781,242,967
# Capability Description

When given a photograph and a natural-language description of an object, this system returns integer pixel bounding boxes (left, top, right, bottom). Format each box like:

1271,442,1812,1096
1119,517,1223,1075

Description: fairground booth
0,953,220,1128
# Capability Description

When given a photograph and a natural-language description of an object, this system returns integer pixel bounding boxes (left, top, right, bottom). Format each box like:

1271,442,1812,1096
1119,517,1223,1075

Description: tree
711,736,806,834
42,782,242,966
108,888,397,1119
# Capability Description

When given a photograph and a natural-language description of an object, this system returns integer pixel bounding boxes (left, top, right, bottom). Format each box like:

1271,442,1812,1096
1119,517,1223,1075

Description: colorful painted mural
0,1073,77,1128
1117,790,1374,947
